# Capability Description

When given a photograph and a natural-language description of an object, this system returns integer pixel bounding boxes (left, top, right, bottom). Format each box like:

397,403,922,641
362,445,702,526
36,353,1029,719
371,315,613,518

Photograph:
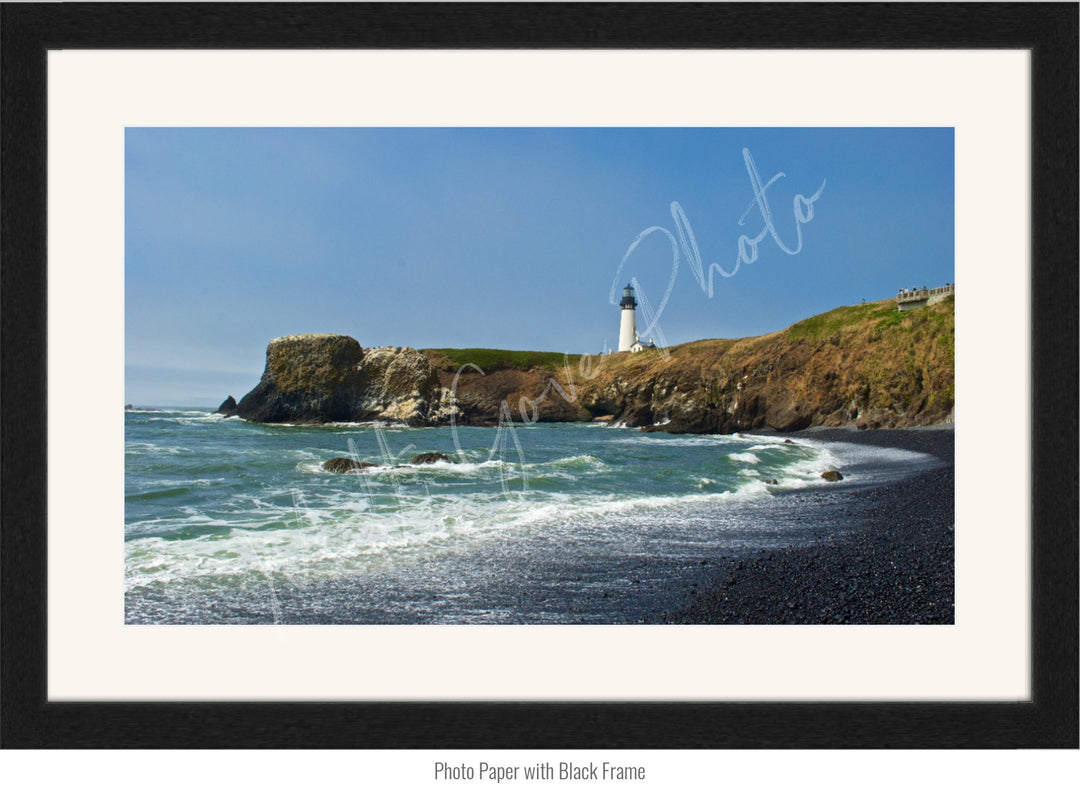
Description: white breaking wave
728,451,761,464
539,454,606,470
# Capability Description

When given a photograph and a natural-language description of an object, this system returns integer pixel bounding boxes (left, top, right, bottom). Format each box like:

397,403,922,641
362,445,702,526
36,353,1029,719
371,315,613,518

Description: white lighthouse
618,283,637,352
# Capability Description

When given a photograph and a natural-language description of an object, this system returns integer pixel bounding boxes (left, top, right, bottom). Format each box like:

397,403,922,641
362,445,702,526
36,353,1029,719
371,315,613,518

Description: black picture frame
2,2,1076,749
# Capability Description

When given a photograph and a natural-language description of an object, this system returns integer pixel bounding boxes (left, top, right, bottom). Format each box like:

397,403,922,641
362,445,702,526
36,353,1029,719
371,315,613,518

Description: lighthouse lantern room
618,284,637,352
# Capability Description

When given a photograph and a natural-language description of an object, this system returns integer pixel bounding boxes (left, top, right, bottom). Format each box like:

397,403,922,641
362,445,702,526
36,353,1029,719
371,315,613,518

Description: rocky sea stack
233,334,366,423
228,334,452,425
214,395,237,414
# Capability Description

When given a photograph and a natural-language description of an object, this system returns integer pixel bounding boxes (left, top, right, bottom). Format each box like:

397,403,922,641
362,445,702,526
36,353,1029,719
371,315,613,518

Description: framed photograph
2,2,1076,749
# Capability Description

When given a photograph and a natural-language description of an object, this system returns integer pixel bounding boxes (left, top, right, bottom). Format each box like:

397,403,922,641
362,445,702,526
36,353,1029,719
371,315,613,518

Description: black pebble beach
666,425,954,624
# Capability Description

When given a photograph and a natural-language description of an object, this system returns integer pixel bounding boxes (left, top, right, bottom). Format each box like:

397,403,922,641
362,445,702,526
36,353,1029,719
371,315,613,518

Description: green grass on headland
786,301,885,341
787,296,954,342
423,348,584,372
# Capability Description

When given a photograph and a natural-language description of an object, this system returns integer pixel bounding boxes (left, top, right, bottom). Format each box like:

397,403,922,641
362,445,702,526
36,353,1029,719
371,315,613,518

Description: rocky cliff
227,334,453,425
422,350,592,425
225,296,953,433
576,296,955,433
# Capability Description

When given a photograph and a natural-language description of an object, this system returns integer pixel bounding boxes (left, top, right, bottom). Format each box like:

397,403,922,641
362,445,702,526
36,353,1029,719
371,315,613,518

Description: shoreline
664,424,954,624
126,416,955,625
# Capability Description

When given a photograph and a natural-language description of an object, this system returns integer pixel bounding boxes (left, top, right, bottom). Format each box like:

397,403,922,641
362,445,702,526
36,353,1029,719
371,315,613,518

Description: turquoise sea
125,409,935,623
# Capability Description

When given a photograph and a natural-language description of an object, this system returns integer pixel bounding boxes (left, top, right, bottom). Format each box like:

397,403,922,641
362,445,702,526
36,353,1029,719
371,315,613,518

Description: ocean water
125,409,935,624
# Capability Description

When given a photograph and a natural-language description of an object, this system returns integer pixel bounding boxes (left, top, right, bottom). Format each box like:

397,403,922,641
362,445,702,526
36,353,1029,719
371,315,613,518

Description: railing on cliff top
896,283,955,309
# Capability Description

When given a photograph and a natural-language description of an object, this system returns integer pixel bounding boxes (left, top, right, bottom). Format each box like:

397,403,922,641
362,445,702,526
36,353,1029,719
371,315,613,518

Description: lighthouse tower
618,284,637,352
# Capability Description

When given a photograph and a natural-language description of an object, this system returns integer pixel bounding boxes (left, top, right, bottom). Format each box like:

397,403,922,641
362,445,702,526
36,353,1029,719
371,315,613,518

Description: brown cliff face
353,346,449,425
422,351,591,425
576,297,955,433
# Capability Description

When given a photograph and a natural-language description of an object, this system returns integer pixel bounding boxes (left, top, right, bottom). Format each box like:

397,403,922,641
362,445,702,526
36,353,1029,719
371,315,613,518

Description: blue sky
126,127,954,406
